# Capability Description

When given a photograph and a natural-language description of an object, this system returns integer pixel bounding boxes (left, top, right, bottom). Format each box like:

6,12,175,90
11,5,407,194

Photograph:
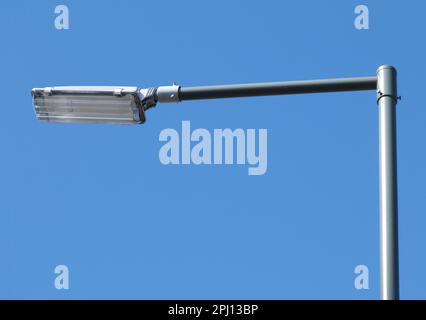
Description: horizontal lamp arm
156,77,377,103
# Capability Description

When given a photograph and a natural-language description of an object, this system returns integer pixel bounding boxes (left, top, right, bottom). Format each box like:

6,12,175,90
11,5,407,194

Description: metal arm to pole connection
141,66,400,300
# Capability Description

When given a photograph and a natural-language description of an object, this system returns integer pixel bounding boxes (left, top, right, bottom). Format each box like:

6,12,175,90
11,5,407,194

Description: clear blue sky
1,0,425,299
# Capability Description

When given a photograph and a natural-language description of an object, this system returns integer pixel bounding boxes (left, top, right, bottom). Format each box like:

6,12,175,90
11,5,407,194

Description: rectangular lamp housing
32,86,145,124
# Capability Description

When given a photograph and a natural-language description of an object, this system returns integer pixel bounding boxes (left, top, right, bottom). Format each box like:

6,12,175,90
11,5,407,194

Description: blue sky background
1,0,425,299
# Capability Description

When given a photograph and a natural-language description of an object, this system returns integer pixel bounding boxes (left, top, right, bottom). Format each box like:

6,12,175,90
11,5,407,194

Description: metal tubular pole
160,68,401,300
377,65,400,300
178,77,377,101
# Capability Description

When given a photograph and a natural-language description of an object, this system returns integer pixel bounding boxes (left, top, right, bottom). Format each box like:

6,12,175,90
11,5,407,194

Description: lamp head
32,86,157,125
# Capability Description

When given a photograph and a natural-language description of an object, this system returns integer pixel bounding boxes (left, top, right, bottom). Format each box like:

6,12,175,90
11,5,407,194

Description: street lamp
32,86,158,124
32,65,400,300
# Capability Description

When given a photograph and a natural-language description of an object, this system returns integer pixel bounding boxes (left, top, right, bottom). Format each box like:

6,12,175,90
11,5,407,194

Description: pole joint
156,84,181,103
377,65,399,104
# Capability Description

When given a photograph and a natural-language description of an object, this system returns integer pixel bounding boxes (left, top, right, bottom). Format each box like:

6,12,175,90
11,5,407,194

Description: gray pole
153,68,401,300
33,67,401,300
377,65,400,300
